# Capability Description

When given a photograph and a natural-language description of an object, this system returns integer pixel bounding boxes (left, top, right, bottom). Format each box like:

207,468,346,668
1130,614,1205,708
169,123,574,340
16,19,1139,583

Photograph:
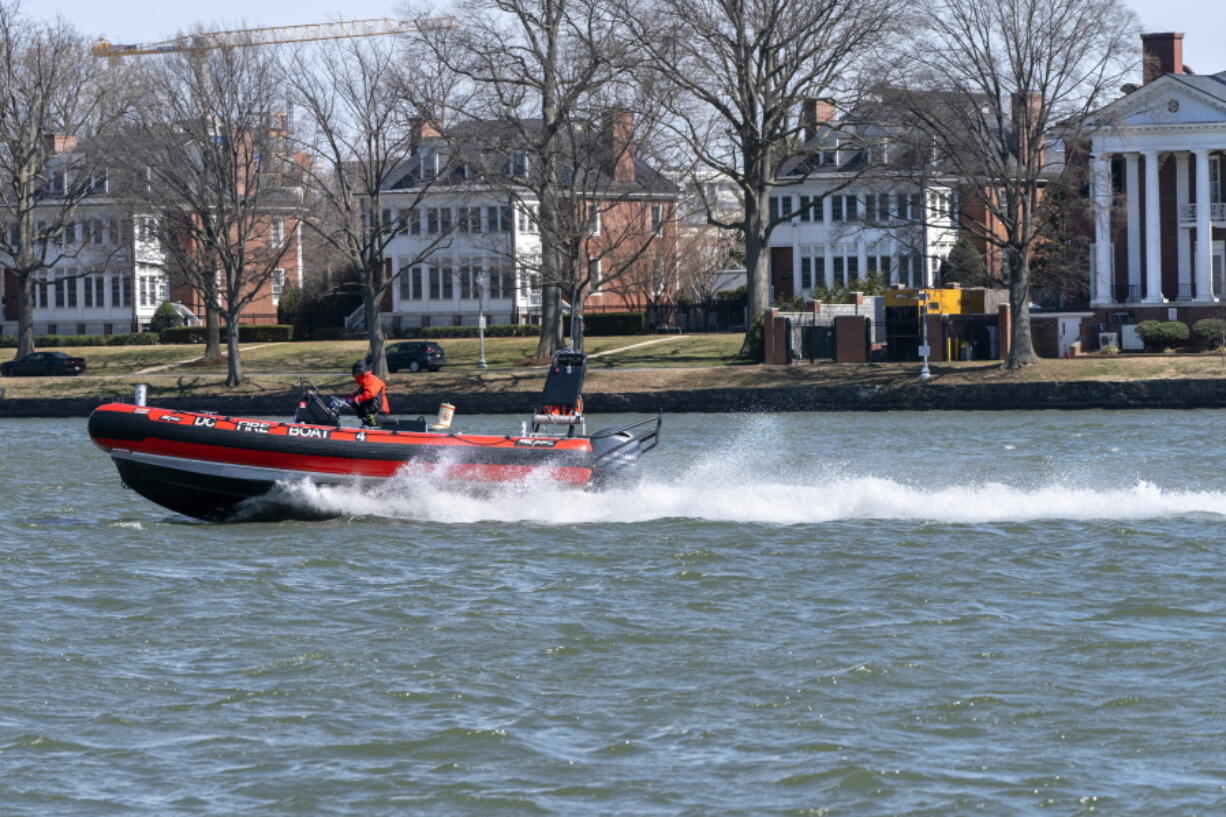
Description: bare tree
283,37,459,377
883,0,1137,367
411,0,642,357
616,0,896,342
0,1,130,357
124,37,302,385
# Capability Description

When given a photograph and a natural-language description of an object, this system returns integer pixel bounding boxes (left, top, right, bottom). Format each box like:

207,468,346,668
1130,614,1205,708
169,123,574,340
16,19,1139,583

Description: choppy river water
3,410,1226,815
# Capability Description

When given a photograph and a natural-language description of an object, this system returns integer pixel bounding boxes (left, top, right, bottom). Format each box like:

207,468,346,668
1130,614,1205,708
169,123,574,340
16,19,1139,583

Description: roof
387,118,679,197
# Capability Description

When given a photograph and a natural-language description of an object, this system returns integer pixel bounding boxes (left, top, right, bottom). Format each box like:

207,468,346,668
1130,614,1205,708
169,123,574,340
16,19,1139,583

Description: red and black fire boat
88,349,660,521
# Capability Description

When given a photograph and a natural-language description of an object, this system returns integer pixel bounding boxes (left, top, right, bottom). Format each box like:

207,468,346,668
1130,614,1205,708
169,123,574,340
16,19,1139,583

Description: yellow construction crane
92,17,457,59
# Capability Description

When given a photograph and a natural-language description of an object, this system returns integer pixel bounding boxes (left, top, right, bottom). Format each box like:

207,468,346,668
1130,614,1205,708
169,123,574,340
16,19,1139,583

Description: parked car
386,341,446,373
1,351,87,376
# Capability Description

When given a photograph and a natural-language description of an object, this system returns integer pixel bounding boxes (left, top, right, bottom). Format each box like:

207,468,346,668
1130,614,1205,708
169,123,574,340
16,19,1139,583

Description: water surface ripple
3,410,1226,815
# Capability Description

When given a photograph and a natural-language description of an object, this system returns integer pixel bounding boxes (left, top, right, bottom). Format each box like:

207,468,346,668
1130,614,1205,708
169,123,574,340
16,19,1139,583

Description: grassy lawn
9,339,1226,402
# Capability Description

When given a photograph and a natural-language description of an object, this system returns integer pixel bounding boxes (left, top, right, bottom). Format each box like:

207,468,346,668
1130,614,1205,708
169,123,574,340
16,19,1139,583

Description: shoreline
7,377,1226,417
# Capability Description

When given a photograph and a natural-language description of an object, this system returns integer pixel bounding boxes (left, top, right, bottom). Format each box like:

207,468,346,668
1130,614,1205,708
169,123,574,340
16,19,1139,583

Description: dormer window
508,150,528,178
48,169,67,195
818,137,838,166
88,170,108,194
418,148,438,180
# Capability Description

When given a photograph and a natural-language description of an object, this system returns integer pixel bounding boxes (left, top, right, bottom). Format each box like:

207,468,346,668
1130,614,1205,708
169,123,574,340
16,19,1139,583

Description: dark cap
352,360,368,376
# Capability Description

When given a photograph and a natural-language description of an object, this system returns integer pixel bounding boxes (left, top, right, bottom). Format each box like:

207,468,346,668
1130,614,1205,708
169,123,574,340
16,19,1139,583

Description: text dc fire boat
88,349,660,521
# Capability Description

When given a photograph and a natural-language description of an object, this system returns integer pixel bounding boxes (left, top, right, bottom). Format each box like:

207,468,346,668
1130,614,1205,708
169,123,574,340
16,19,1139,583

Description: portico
1091,143,1224,307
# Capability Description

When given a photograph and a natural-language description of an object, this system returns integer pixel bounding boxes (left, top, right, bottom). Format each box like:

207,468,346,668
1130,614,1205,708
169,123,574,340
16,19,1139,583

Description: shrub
149,302,185,334
0,332,158,347
741,315,765,362
313,327,346,340
716,285,747,303
1135,320,1189,351
238,324,293,342
1192,318,1226,350
159,326,209,344
584,312,645,335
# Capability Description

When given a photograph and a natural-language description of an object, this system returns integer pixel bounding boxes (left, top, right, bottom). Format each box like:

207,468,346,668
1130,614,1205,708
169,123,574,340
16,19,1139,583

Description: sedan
387,341,446,373
1,351,87,376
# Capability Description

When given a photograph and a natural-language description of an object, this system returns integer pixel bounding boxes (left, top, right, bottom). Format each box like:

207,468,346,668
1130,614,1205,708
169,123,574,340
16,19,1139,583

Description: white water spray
261,443,1226,526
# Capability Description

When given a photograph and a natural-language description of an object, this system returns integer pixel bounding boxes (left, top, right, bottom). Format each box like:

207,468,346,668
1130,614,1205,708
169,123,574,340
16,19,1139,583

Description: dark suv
386,341,446,373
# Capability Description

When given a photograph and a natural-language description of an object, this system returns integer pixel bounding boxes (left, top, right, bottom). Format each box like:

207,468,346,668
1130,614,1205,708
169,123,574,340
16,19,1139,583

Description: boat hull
88,402,651,521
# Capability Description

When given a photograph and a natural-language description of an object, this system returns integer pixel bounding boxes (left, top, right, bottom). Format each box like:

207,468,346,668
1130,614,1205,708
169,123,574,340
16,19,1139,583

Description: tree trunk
224,317,243,387
536,284,561,359
16,272,35,358
364,285,387,378
570,293,585,352
740,199,771,358
1006,248,1038,368
204,305,222,362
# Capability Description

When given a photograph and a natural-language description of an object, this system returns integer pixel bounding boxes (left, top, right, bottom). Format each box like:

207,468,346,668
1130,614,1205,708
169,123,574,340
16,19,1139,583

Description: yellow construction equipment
92,17,457,59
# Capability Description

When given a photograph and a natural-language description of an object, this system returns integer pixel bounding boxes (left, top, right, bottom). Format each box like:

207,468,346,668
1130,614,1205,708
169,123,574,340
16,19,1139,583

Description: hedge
583,312,645,335
1135,320,1189,351
1192,318,1226,350
0,332,159,348
405,324,537,339
159,324,294,344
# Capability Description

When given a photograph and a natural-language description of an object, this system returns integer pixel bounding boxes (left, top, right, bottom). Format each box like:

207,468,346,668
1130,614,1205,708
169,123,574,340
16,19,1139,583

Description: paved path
586,335,685,359
133,343,286,375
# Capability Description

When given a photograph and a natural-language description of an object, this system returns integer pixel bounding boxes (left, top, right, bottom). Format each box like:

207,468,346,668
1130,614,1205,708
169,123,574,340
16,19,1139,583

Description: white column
1125,153,1141,301
1195,148,1215,301
1093,155,1113,305
1175,152,1190,300
1143,150,1165,303
856,239,868,284
822,195,834,288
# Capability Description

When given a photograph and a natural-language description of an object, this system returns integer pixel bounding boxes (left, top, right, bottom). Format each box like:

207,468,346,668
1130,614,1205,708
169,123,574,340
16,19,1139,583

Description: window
107,220,119,245
123,276,132,307
508,150,528,177
878,194,891,223
409,263,424,299
441,261,454,299
54,278,66,308
518,204,538,233
89,170,107,194
110,275,119,308
800,254,812,289
486,205,512,233
588,258,602,292
84,275,95,307
427,208,440,235
910,193,922,222
832,256,844,287
63,222,76,245
845,195,858,221
651,203,664,233
831,196,844,221
37,277,48,309
896,194,909,220
1212,157,1221,203
272,269,285,302
588,205,601,236
429,265,442,299
419,149,438,179
271,218,284,246
460,258,477,299
407,208,421,236
439,207,452,234
66,274,78,308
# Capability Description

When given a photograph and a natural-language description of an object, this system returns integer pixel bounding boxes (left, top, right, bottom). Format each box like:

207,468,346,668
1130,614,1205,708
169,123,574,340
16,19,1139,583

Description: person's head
351,360,368,381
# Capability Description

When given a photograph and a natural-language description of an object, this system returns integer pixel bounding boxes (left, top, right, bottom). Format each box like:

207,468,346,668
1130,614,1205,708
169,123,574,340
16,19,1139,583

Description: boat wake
250,458,1226,526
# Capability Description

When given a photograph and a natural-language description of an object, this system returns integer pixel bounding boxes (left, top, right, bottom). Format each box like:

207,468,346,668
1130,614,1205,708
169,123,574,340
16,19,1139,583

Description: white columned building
1083,67,1226,325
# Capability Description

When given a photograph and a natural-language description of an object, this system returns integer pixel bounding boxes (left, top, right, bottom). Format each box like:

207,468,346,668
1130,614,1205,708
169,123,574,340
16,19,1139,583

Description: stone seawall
7,378,1226,418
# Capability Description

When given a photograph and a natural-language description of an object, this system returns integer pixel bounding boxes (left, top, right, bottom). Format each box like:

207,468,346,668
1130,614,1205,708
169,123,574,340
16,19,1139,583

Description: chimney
1141,33,1184,84
41,133,78,155
800,98,837,142
410,118,442,151
1011,91,1043,164
603,110,635,183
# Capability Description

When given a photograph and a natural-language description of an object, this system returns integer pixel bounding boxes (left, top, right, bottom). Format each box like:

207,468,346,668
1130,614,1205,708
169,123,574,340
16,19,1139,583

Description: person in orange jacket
345,360,390,427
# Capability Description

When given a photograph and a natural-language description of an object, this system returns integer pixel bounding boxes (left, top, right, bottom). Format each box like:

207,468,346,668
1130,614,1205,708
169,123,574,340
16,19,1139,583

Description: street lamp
917,290,932,381
477,270,489,369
